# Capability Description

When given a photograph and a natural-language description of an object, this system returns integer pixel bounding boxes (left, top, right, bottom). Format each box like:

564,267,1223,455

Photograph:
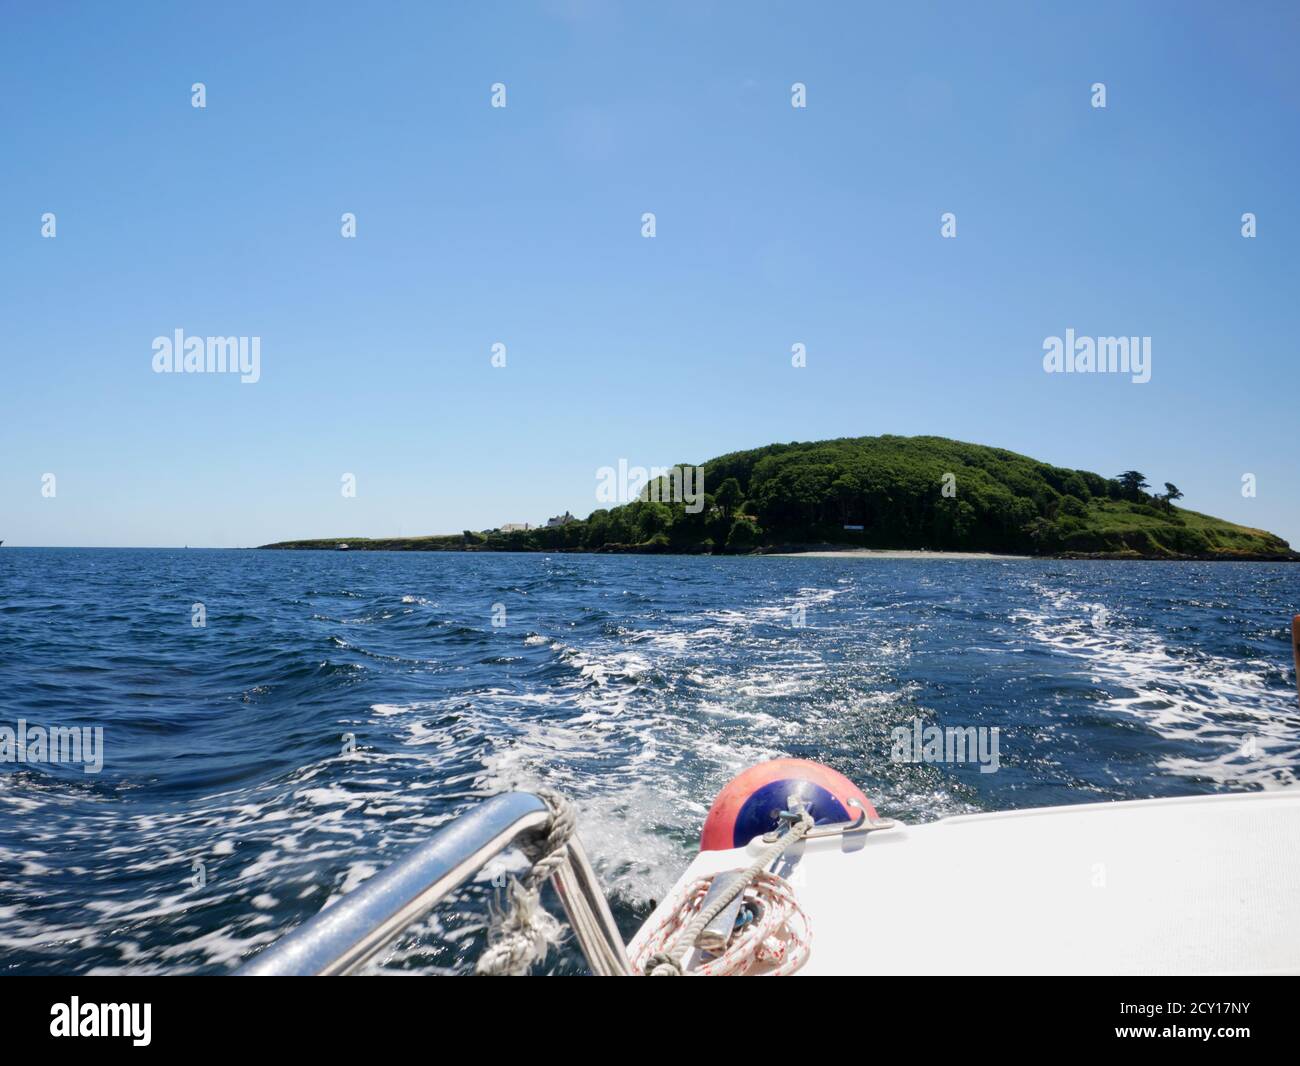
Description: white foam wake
1017,581,1300,789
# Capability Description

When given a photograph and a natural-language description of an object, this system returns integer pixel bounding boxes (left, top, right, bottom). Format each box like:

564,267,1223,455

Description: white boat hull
632,791,1300,975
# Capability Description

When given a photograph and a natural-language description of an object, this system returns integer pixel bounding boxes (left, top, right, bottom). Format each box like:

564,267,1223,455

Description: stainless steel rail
238,791,631,976
549,835,630,976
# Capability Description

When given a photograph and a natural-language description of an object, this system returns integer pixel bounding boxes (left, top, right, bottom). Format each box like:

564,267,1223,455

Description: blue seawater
1,548,1297,973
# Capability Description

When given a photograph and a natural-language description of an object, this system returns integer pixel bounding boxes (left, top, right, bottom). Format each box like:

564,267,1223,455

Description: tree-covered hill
260,435,1295,560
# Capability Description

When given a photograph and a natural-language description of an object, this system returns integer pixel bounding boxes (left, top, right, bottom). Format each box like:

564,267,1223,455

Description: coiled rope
475,790,575,976
631,808,814,976
476,791,814,977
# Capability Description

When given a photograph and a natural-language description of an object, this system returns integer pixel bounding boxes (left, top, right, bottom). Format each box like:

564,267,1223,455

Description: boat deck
642,791,1300,975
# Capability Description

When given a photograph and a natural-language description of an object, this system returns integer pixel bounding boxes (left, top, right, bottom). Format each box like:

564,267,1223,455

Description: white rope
632,809,814,976
629,870,811,976
474,791,815,977
475,789,575,976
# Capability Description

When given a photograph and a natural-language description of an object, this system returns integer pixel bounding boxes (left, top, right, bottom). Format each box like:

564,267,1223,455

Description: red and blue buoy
699,758,877,851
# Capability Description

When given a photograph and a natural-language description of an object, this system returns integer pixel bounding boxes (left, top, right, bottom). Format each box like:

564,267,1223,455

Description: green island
260,435,1296,560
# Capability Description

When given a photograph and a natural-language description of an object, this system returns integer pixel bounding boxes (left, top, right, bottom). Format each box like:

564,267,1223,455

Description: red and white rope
629,871,811,976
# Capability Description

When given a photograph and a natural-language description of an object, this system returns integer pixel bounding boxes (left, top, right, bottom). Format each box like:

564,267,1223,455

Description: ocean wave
1018,579,1300,789
1,550,1296,974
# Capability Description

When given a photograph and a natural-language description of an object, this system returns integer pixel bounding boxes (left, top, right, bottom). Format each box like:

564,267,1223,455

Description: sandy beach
769,549,1031,560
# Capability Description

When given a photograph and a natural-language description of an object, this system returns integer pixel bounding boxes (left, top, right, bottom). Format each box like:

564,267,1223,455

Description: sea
2,548,1298,974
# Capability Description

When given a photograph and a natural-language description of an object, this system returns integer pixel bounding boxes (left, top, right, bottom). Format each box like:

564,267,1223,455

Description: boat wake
3,550,1296,975
1018,580,1300,789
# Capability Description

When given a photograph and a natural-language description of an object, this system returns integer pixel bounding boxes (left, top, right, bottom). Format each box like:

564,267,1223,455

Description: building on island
500,522,531,532
546,512,576,528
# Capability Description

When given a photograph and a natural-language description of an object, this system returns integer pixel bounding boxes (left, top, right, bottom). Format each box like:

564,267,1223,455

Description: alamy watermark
152,329,261,383
1042,329,1150,384
595,461,704,513
1,720,103,774
50,998,150,1046
891,718,1000,773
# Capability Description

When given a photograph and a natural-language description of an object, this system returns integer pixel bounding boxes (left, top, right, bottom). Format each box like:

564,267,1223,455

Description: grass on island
260,435,1295,561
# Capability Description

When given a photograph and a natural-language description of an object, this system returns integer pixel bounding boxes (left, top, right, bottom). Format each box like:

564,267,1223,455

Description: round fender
700,758,877,851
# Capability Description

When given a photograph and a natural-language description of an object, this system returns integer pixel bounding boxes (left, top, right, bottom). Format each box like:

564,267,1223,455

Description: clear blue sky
2,1,1297,548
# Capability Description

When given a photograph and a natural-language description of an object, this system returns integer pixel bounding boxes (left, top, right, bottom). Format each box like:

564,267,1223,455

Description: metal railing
238,791,631,976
